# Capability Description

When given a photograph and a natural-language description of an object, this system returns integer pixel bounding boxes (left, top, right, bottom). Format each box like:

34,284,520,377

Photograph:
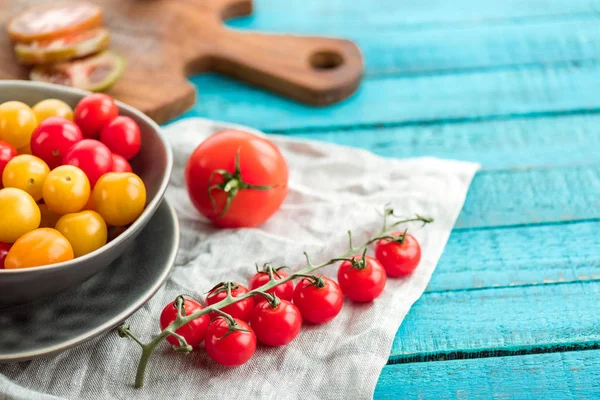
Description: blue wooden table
175,0,600,397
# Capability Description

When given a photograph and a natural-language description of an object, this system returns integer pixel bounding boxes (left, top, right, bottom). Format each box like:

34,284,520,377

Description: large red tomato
184,130,288,228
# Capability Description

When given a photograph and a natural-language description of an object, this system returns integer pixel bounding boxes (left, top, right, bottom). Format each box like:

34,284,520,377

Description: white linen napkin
0,118,479,400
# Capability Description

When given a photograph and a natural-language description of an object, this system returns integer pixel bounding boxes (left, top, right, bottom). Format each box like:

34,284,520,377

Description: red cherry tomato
249,267,294,305
110,153,132,173
337,256,387,302
159,298,210,347
250,299,302,346
0,141,17,186
0,242,11,268
100,116,141,160
293,276,343,324
74,93,118,138
205,318,256,367
205,282,254,322
185,130,288,228
30,117,83,169
375,232,422,277
62,139,113,187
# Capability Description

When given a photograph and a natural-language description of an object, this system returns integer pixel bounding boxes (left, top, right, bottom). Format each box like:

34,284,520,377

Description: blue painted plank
230,13,600,76
428,220,600,292
376,350,600,398
457,165,600,228
390,281,600,361
230,0,600,29
287,114,600,170
182,64,600,131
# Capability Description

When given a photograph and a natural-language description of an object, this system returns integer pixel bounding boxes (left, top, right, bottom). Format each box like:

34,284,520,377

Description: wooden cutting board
0,0,363,123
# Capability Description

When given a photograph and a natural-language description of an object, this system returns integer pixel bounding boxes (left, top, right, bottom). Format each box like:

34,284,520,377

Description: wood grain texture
389,281,600,361
231,0,600,29
178,63,600,131
376,350,600,398
0,0,363,123
457,165,600,228
429,220,600,292
289,114,600,170
230,9,600,76
173,0,600,397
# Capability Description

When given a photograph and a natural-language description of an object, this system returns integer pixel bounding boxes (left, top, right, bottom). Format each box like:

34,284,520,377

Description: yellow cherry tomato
2,155,50,201
0,101,37,149
32,99,74,122
18,141,32,155
4,228,74,269
39,203,62,228
0,187,41,243
55,210,107,257
42,165,90,215
93,172,146,226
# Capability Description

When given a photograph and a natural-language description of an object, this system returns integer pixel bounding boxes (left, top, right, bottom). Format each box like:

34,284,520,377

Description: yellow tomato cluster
0,100,146,270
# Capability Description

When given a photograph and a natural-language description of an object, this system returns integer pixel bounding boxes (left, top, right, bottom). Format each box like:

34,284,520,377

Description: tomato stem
294,274,326,288
117,209,434,388
254,290,279,307
207,150,276,218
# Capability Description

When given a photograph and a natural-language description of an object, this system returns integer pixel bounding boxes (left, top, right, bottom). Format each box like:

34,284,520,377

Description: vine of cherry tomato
0,93,145,269
249,267,295,305
159,298,210,348
205,282,255,322
157,225,424,368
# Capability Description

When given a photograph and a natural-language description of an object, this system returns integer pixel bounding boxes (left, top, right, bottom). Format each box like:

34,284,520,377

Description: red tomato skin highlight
375,233,422,277
250,300,302,346
74,93,118,139
249,269,294,305
205,283,255,322
159,299,210,347
62,139,113,187
337,256,387,302
100,116,141,160
185,130,288,228
293,276,343,324
0,141,17,185
30,117,83,169
205,318,256,367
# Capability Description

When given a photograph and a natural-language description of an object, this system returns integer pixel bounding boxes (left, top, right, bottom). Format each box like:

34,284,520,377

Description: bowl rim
0,80,173,275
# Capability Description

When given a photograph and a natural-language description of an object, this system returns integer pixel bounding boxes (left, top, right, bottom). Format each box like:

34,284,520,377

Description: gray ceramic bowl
0,81,172,307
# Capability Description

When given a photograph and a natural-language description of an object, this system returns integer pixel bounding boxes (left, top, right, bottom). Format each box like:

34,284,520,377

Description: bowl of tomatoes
0,81,172,306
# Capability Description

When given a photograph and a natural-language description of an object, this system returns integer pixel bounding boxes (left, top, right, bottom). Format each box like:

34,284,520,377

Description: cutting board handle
206,29,363,105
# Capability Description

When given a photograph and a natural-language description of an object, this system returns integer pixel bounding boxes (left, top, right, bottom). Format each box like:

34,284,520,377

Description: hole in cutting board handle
309,51,344,70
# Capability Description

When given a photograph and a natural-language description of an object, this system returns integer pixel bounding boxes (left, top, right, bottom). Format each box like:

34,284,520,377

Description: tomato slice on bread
15,27,110,65
7,2,103,43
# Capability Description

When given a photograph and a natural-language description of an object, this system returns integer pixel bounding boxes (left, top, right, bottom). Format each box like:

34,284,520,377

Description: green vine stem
117,209,433,388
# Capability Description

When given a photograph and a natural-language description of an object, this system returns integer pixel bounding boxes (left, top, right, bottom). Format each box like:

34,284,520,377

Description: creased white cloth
0,118,479,400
